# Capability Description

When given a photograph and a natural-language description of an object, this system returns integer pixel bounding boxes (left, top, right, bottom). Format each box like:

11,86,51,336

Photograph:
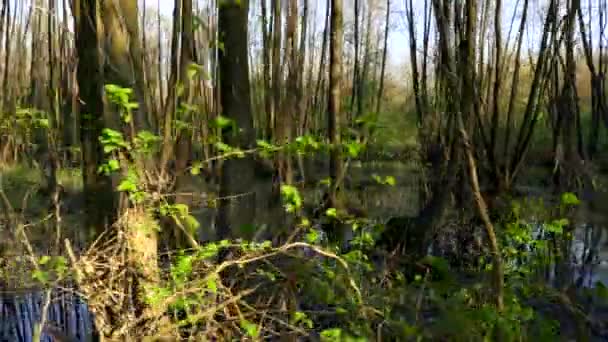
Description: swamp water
1,162,607,341
0,291,92,342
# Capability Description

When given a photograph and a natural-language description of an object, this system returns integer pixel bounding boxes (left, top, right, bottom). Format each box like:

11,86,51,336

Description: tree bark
326,0,344,245
217,0,256,241
74,0,117,233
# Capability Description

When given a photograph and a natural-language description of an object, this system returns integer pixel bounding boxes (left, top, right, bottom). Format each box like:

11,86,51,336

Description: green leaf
190,162,202,175
197,243,219,259
319,178,332,186
344,141,363,157
240,320,259,338
320,328,342,341
107,159,120,172
136,130,161,143
125,102,139,111
206,274,218,294
211,115,234,129
561,192,580,206
306,229,320,243
184,215,200,232
102,145,116,153
372,174,396,186
326,208,337,218
117,179,137,193
280,185,302,212
32,270,49,284
215,142,234,153
171,255,193,282
39,256,51,265
36,118,49,128
292,311,314,329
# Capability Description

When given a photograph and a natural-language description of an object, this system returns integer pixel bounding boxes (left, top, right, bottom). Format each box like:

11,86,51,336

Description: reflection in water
0,291,92,342
573,224,608,287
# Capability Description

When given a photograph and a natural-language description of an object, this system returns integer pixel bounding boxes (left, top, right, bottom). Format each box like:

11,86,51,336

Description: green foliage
10,79,591,341
371,174,396,186
344,139,365,158
32,256,69,285
292,134,323,153
133,130,162,154
99,128,129,154
186,62,207,80
240,320,259,338
15,107,49,129
280,184,302,213
105,84,139,123
256,139,281,158
210,115,235,131
560,192,581,206
160,202,200,235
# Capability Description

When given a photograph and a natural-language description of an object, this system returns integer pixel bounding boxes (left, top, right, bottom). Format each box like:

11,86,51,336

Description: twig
33,289,53,341
175,286,258,327
0,172,15,226
415,269,430,324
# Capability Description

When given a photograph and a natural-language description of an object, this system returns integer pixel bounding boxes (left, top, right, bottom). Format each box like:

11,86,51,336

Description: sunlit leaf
240,320,259,338
561,192,580,206
326,208,337,218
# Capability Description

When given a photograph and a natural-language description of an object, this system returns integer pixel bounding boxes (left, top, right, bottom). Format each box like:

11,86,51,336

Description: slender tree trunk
1,0,11,113
0,0,7,113
458,113,505,311
169,0,199,249
349,0,360,119
261,0,272,139
157,0,165,119
313,0,330,126
160,0,182,173
277,0,297,185
271,0,281,143
357,2,372,120
509,0,557,182
376,0,390,119
489,0,502,189
405,0,422,123
327,0,344,244
297,0,309,135
503,0,529,181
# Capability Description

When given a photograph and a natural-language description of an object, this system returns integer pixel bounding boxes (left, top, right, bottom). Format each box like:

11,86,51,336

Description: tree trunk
349,0,360,119
160,0,182,173
172,0,199,249
271,0,281,143
217,0,256,241
74,0,117,234
326,0,345,245
261,0,272,139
